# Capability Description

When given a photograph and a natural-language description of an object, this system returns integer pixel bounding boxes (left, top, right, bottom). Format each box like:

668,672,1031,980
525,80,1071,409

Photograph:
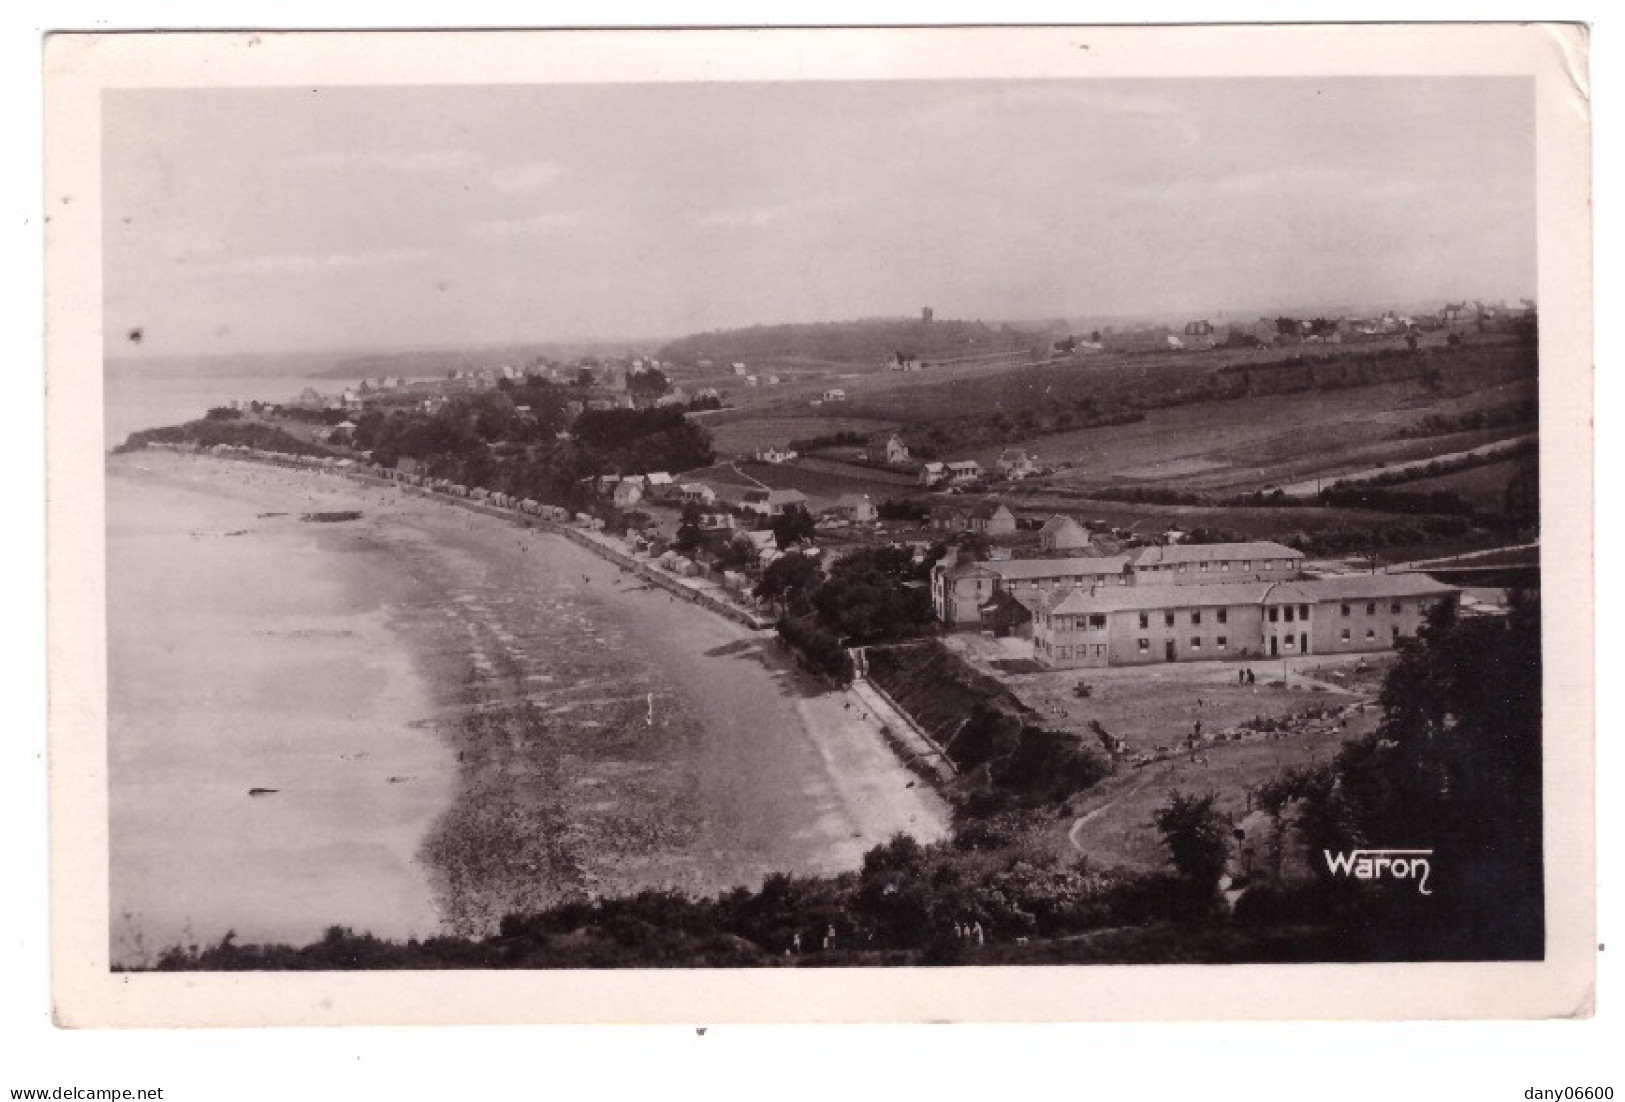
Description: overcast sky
103,78,1535,357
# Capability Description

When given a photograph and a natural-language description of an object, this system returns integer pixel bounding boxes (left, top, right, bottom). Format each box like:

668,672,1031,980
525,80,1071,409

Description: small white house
822,388,847,402
919,461,947,486
612,479,645,508
886,435,911,464
996,449,1036,480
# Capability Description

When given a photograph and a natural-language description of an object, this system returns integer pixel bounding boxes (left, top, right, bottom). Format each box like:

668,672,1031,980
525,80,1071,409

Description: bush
776,614,855,684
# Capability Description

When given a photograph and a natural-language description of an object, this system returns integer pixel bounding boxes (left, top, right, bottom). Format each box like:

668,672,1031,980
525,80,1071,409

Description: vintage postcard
44,24,1593,1025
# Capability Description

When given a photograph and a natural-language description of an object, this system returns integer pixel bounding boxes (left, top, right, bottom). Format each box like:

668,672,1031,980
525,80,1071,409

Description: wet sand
107,452,948,952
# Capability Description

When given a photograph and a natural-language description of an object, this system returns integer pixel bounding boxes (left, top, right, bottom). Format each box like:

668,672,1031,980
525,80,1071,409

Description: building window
1165,613,1175,627
1366,628,1376,640
1299,605,1309,619
1392,625,1401,640
1391,602,1401,614
1221,561,1230,572
1268,608,1278,623
1093,644,1106,657
1366,602,1376,615
1138,638,1149,653
1191,636,1202,649
1341,603,1350,616
1284,635,1296,649
1139,612,1149,629
1200,562,1210,572
1192,611,1202,625
1340,628,1351,642
1089,614,1106,629
1217,608,1228,624
1216,636,1228,649
1240,560,1251,570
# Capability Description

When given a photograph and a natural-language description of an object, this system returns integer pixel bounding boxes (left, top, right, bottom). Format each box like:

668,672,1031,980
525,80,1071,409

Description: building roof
939,560,1000,581
1042,581,1316,616
1040,574,1454,616
1298,572,1458,601
645,472,675,485
1040,515,1087,536
1131,541,1305,567
946,459,981,470
743,488,809,506
989,555,1132,582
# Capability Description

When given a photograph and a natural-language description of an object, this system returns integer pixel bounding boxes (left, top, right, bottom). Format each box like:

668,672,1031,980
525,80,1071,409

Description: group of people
785,920,986,955
1237,667,1258,685
952,920,985,946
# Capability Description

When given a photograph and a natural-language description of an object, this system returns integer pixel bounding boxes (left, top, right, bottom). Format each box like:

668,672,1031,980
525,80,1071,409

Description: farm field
681,459,917,510
703,414,904,457
1007,380,1534,497
1398,457,1523,511
698,338,1534,500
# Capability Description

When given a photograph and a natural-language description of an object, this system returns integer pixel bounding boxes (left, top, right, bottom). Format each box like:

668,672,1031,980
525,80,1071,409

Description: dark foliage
119,419,333,459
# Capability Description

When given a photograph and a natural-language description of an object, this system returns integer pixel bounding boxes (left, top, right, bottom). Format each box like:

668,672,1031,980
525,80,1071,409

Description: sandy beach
107,451,948,953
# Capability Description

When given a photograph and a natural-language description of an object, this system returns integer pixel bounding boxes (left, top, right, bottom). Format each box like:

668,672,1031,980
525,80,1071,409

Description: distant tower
922,306,934,324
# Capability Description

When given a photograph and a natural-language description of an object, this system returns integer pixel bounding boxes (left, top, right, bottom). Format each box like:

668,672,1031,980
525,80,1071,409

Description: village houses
678,483,718,506
612,478,645,508
742,488,810,518
885,435,911,464
995,449,1036,480
831,493,878,525
967,502,1018,536
1038,514,1092,552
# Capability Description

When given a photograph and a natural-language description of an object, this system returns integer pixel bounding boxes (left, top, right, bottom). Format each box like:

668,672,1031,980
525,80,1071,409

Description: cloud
489,162,568,193
695,196,851,229
200,247,435,275
292,148,483,177
466,209,596,239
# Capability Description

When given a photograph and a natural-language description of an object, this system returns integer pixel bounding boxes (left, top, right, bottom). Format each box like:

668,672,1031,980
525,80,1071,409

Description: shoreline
108,451,949,946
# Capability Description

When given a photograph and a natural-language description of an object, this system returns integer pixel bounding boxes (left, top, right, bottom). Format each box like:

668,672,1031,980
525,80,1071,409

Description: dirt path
1267,434,1534,497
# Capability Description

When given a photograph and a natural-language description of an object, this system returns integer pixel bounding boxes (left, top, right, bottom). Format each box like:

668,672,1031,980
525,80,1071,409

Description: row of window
1049,643,1109,660
1138,559,1289,574
1265,604,1312,623
1136,608,1231,629
1341,601,1405,616
1339,626,1401,643
1137,636,1230,653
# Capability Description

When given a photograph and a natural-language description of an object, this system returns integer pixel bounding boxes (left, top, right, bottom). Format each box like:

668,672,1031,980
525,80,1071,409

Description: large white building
1032,573,1458,667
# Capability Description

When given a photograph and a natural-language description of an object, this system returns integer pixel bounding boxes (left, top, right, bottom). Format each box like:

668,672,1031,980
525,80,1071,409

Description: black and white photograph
41,24,1594,1028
